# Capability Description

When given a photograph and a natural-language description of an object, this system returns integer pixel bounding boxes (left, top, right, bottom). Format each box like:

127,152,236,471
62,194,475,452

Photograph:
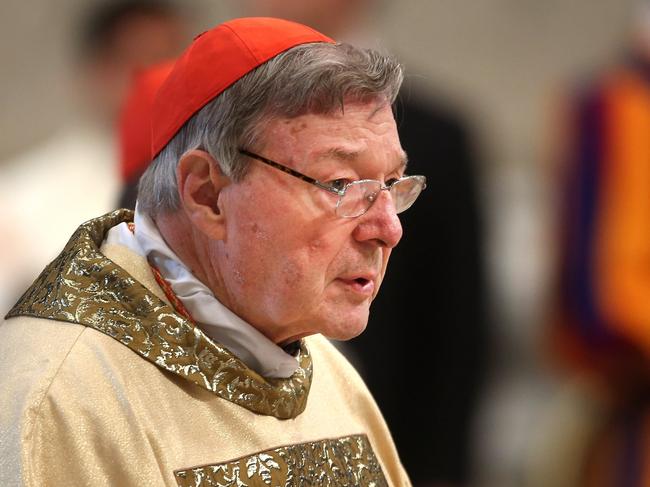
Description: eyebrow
315,147,410,172
315,147,360,162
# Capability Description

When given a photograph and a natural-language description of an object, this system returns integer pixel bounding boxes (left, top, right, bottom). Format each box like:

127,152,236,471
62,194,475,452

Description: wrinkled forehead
254,99,403,155
253,99,399,146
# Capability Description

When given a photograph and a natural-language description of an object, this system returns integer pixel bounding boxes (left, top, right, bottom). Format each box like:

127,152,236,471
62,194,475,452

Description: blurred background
2,1,649,486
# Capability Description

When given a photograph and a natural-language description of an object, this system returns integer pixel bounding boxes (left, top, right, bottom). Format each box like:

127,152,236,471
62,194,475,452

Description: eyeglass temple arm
238,149,344,196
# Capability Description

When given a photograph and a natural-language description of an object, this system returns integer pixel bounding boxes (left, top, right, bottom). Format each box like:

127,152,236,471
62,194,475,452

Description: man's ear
176,149,229,240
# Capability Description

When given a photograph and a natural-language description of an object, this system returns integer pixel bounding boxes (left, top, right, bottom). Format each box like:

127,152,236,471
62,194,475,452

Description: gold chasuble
0,211,410,487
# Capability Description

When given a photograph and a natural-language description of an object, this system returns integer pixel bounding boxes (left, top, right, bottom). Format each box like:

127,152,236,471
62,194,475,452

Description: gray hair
138,41,403,216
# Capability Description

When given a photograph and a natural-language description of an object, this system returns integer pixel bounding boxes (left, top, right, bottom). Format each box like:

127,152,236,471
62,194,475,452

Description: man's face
213,101,405,344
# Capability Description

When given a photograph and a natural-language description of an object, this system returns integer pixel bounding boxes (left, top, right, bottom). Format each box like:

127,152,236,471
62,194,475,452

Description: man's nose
353,189,403,248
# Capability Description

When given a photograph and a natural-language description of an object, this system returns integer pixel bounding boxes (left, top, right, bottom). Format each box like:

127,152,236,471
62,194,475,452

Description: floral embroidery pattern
7,210,312,419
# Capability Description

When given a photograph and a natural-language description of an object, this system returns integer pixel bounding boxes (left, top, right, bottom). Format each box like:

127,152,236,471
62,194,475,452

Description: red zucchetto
150,17,335,158
119,59,175,183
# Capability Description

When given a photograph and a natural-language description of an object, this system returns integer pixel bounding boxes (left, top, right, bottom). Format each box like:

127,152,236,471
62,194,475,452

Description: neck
154,211,223,297
131,209,299,378
153,210,284,346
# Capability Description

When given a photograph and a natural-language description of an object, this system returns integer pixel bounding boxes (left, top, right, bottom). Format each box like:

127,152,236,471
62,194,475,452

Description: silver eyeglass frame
238,149,426,218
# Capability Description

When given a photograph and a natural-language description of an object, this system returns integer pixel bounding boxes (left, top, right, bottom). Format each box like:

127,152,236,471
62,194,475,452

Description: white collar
104,206,299,378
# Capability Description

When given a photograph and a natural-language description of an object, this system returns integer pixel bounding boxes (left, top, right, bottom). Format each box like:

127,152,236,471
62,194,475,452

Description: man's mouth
337,276,375,297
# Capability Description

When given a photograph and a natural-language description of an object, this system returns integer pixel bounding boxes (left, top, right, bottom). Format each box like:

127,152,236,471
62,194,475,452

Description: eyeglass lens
336,176,425,217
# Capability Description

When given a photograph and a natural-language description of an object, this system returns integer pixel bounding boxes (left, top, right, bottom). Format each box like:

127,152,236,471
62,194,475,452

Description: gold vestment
0,211,410,486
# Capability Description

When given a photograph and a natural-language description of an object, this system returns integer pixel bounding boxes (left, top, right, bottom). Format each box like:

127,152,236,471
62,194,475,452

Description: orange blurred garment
551,59,650,486
596,69,650,353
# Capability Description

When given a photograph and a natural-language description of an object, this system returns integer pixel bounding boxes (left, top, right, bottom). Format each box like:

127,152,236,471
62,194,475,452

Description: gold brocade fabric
174,434,388,487
6,210,312,419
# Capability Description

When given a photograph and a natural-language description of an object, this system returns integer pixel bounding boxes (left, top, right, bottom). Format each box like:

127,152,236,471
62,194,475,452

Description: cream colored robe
0,211,410,486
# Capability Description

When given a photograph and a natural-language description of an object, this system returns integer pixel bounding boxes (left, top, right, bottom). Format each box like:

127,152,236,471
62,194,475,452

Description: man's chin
323,312,369,341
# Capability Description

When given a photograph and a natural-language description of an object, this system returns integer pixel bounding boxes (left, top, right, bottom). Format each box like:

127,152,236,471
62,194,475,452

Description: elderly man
0,18,424,486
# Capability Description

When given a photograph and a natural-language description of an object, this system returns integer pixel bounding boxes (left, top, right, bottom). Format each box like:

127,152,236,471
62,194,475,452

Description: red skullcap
119,59,175,183
151,17,335,158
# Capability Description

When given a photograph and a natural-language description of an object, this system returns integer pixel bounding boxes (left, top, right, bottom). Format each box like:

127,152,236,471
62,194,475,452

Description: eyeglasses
239,149,426,218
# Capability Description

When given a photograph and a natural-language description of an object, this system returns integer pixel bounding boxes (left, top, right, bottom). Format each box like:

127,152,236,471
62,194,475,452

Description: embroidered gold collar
7,210,312,419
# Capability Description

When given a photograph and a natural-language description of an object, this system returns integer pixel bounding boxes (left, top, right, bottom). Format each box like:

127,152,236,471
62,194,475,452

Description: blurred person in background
531,3,650,485
117,59,175,209
238,1,488,486
0,0,187,313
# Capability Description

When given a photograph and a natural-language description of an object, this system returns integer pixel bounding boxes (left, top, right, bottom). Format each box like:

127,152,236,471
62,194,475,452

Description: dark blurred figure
362,90,487,487
542,5,650,485
76,0,187,127
239,2,488,486
0,0,187,313
348,88,486,487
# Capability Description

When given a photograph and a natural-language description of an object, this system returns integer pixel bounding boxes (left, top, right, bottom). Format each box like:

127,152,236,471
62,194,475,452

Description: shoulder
0,316,88,486
0,315,168,485
0,316,88,390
